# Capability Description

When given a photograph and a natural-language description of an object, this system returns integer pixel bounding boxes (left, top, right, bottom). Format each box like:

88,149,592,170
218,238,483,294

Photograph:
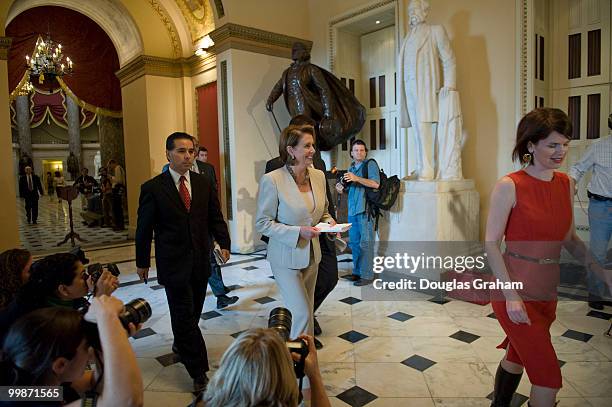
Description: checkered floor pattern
83,246,612,407
16,197,128,254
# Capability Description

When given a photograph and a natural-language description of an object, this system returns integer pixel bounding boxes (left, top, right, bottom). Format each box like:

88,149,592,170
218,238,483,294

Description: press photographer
0,296,144,407
201,308,330,407
0,252,119,342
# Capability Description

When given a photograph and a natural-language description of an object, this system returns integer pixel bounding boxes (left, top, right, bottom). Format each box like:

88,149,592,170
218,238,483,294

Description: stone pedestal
379,179,480,241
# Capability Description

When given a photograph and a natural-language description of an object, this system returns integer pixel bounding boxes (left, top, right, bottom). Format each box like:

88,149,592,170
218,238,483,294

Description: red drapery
6,6,122,112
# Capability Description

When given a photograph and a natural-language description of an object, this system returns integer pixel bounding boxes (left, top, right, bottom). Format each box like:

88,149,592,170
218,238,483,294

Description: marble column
0,36,19,248
15,94,32,159
98,115,125,168
66,94,82,172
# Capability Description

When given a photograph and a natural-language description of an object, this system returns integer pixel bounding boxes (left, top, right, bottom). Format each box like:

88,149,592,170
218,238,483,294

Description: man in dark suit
135,132,230,392
19,166,44,224
264,115,338,347
195,145,239,309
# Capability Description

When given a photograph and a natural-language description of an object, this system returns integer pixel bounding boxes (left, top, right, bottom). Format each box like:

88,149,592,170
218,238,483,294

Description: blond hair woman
202,328,330,407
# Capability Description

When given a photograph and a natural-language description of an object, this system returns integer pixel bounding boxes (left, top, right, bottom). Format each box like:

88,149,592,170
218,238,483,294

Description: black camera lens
268,307,292,342
118,298,152,328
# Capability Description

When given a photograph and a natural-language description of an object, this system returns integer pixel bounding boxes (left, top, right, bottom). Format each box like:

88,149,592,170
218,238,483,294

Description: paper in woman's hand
314,222,352,233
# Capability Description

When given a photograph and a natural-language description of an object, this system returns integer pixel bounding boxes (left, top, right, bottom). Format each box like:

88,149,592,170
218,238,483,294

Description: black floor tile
387,312,414,322
336,386,378,407
253,296,276,304
155,352,181,367
132,327,156,339
339,296,362,305
586,310,612,320
201,311,223,320
486,391,529,406
449,330,480,344
561,329,593,342
338,330,368,343
231,330,247,338
401,354,436,372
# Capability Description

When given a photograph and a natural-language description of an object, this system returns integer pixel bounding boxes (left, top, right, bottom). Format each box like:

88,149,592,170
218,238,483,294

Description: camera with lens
85,262,121,286
331,167,351,188
84,298,152,350
268,307,309,379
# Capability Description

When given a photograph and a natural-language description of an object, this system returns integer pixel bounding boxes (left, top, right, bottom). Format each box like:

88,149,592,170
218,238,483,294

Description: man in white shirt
569,116,612,310
135,132,230,392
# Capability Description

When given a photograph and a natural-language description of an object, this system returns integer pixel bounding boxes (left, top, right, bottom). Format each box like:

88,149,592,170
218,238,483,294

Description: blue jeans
588,198,612,297
348,212,375,280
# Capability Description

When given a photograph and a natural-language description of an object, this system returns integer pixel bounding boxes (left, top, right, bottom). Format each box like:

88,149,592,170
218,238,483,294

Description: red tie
179,176,191,211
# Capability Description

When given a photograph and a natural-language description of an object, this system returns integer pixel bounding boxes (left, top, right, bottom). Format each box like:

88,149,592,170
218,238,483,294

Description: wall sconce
195,35,214,57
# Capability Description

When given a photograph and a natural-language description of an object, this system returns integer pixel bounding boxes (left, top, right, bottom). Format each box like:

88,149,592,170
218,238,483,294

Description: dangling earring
522,153,532,165
290,155,295,164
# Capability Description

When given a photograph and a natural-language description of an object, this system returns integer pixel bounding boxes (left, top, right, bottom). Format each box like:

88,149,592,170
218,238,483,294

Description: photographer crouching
201,308,330,407
0,295,143,406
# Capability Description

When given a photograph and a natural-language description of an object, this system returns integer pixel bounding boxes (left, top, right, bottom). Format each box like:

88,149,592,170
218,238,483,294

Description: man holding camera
336,140,379,286
135,132,231,393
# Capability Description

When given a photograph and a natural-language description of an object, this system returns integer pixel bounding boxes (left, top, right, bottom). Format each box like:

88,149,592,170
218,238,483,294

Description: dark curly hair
22,253,81,303
0,307,86,385
0,249,31,309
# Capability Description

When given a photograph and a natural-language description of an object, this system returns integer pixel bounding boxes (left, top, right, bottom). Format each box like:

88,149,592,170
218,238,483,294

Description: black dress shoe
217,295,239,309
223,285,233,294
193,373,209,393
589,301,605,310
314,338,323,350
341,274,360,282
313,317,322,336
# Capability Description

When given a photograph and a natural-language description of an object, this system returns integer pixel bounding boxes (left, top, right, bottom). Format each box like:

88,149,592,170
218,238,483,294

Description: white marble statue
398,0,464,180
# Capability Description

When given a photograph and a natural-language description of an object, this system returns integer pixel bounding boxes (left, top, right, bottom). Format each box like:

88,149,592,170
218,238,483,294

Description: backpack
362,159,401,230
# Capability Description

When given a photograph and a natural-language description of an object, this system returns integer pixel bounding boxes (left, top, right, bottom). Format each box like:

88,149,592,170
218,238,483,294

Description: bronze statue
266,42,365,151
67,152,80,181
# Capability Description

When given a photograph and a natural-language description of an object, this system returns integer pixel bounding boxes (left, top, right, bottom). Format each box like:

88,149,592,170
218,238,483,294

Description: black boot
491,364,522,407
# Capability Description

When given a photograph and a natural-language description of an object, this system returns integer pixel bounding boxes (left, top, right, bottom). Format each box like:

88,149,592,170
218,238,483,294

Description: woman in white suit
256,124,336,339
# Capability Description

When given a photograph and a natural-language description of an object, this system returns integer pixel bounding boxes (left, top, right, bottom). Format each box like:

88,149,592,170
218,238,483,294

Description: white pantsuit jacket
256,166,333,269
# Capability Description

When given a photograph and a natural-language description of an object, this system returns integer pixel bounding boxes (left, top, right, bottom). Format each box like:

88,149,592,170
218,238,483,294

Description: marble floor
90,245,612,407
16,197,129,254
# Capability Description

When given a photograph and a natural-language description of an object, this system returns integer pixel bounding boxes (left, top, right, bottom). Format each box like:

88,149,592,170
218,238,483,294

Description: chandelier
25,34,73,85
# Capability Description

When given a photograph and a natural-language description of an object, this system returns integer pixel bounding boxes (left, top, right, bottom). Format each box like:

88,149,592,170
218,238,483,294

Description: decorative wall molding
220,60,232,220
0,37,13,60
147,0,183,58
209,23,312,59
213,0,225,19
517,0,533,118
328,0,396,72
115,53,217,87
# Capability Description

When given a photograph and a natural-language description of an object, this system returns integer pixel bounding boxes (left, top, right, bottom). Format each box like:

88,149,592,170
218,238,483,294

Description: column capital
0,37,12,60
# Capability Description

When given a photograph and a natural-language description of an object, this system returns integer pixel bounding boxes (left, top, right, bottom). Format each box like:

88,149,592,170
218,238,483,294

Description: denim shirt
347,159,380,216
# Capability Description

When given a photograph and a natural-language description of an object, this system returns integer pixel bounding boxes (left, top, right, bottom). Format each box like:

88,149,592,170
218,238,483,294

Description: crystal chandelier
25,34,73,85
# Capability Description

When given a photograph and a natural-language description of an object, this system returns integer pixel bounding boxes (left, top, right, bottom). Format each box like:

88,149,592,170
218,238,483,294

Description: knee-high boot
491,364,523,407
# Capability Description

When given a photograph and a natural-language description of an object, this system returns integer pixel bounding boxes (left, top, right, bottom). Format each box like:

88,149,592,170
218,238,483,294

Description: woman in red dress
485,108,612,407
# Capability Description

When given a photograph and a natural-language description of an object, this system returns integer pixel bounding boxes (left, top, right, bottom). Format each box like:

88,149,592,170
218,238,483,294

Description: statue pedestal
379,179,480,241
